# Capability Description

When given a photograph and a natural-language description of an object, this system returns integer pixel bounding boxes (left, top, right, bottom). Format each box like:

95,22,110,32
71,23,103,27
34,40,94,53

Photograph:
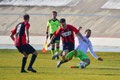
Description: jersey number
16,24,22,36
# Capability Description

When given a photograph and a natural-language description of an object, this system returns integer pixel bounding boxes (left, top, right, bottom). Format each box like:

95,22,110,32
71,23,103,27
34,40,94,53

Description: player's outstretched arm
47,35,56,47
78,26,82,31
88,40,100,59
46,26,49,39
76,32,86,42
89,40,103,61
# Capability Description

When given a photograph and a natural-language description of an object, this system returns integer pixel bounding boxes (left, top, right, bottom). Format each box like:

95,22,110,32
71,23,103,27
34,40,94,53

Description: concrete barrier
0,36,120,52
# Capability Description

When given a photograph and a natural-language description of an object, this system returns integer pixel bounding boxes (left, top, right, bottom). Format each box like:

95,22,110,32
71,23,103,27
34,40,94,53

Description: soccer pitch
0,49,120,80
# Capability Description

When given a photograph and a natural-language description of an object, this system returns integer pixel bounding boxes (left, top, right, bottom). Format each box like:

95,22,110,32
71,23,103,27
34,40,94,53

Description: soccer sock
56,47,59,52
60,60,68,64
65,51,75,59
75,65,80,68
28,54,37,68
21,57,27,70
51,49,55,55
62,60,68,63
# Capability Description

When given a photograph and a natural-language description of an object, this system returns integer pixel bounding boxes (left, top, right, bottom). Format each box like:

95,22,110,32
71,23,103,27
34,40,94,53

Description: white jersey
76,35,98,59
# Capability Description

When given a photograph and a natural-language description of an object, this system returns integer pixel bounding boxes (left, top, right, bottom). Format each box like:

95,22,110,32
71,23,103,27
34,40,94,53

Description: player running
65,27,103,68
46,11,60,59
47,18,86,68
10,14,38,73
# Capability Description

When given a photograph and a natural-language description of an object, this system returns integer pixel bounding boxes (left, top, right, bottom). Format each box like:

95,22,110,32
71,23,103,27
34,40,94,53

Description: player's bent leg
52,42,61,60
71,49,90,69
57,50,69,68
51,42,60,60
83,59,90,66
21,53,28,73
23,53,28,58
51,44,55,56
62,50,69,59
77,49,90,68
56,42,60,52
52,52,60,60
56,42,60,59
65,50,77,59
79,59,90,69
27,51,38,73
33,51,38,55
71,61,89,69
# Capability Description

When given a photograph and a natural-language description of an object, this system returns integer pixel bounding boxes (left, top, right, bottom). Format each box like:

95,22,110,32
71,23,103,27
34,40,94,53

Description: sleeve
25,23,30,30
11,27,16,35
70,25,79,34
88,40,98,59
53,28,61,37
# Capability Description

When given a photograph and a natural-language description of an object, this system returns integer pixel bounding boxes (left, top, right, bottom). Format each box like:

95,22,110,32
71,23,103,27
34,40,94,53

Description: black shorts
16,44,36,55
63,42,74,52
50,34,60,44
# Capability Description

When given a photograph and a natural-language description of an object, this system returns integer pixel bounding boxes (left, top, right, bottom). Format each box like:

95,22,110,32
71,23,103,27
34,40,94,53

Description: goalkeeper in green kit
65,27,103,68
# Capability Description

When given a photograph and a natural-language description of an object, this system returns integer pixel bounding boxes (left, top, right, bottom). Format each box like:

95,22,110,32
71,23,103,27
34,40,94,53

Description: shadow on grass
98,74,120,76
0,66,20,68
85,67,120,76
0,66,120,76
87,67,120,70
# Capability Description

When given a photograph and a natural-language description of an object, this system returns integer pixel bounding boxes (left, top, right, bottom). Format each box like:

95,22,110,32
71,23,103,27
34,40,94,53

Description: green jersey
47,19,60,34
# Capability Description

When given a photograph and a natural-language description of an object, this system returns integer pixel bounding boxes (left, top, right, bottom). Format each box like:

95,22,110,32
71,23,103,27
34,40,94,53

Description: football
79,61,86,69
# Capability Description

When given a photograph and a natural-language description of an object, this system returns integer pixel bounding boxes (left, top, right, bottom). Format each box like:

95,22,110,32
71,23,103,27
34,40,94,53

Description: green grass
0,49,120,80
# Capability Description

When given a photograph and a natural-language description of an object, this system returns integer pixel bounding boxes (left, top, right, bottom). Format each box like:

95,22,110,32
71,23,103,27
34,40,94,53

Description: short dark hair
52,11,57,14
85,29,91,32
23,14,29,20
60,18,66,23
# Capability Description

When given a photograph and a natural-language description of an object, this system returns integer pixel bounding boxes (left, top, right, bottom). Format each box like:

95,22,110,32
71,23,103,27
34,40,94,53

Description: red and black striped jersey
54,24,79,44
11,21,30,46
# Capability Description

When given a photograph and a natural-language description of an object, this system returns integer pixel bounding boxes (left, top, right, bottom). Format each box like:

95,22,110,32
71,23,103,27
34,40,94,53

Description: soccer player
10,14,38,73
65,27,103,68
46,11,60,59
47,18,86,68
